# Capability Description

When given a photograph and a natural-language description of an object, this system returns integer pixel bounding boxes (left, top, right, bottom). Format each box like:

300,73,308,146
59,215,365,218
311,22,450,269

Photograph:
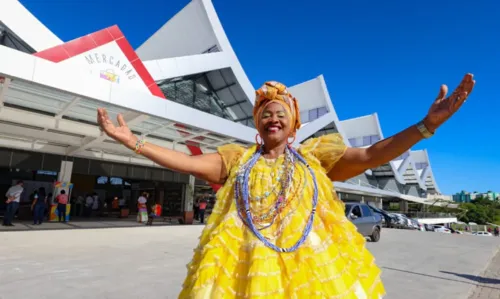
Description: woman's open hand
97,108,137,149
423,73,475,132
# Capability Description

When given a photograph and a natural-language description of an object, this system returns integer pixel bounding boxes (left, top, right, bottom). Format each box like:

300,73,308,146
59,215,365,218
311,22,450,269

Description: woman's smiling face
257,102,291,145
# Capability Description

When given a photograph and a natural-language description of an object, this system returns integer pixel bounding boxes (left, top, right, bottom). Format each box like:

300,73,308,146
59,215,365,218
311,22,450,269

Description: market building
0,0,451,224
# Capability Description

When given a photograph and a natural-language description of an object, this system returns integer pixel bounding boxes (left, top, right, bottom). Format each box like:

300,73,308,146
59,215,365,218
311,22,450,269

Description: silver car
345,202,383,242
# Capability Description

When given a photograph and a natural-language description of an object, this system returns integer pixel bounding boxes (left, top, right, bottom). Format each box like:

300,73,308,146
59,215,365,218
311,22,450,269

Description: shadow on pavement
440,270,500,285
382,266,500,290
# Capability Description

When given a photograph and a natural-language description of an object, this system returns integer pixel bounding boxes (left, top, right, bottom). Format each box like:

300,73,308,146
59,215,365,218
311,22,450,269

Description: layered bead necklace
234,145,319,253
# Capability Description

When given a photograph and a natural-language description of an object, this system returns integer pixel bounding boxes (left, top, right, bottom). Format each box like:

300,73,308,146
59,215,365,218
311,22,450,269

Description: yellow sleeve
217,144,245,176
300,133,348,173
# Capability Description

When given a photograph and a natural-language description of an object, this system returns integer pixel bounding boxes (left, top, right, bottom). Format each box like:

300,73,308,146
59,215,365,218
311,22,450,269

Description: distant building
453,191,498,203
481,191,500,201
453,191,473,203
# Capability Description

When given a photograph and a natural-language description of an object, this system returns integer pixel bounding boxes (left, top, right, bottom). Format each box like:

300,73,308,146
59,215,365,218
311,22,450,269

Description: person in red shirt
198,195,208,224
146,202,162,226
56,190,69,222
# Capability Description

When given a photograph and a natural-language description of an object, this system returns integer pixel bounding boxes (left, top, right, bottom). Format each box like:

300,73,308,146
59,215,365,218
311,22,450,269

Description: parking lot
0,226,498,299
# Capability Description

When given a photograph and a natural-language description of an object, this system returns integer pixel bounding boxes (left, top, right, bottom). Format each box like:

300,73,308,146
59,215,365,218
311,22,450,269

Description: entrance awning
0,46,255,167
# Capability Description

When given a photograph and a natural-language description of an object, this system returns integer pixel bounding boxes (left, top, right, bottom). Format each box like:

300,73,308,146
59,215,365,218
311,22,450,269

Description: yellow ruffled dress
180,134,385,299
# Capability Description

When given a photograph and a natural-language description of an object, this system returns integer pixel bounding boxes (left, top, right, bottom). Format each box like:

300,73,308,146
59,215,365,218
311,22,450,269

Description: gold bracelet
134,139,146,154
416,121,434,139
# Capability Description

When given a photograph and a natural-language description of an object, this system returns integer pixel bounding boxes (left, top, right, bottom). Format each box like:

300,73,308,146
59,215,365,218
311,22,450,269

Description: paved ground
0,218,181,231
468,250,500,299
0,226,498,299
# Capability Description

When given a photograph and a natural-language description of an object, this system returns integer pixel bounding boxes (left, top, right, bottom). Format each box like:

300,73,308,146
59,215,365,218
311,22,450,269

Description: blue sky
20,0,499,194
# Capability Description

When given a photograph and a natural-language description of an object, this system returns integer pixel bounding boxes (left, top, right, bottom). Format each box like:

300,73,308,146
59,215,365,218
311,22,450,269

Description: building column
377,197,383,209
51,161,73,221
183,175,195,224
54,160,73,196
400,199,408,213
58,160,73,182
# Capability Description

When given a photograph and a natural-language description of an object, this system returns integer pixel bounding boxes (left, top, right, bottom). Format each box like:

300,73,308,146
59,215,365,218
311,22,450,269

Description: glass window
349,138,357,147
97,176,108,184
318,107,328,117
309,109,318,121
415,162,429,170
396,152,409,160
344,204,353,216
361,205,372,217
363,136,371,146
110,177,123,185
37,170,57,176
370,135,380,143
157,74,235,122
351,206,362,218
300,111,309,123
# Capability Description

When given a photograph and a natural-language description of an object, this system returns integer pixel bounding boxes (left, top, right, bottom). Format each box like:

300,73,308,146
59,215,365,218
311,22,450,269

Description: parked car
433,225,451,233
410,219,421,230
391,213,411,229
367,205,394,228
424,223,435,232
345,202,383,242
473,231,493,237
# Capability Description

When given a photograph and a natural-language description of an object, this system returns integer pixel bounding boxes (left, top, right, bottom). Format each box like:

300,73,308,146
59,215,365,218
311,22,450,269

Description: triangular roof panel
34,25,165,98
33,25,219,189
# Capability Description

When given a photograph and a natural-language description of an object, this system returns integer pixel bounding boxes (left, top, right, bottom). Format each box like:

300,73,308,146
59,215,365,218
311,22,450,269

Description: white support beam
213,138,235,147
141,121,176,137
89,136,192,156
0,123,82,146
55,96,81,119
0,136,68,156
66,134,106,156
0,77,11,110
124,112,150,127
66,112,150,156
178,131,210,142
76,150,158,168
0,105,194,157
0,106,101,138
44,96,83,132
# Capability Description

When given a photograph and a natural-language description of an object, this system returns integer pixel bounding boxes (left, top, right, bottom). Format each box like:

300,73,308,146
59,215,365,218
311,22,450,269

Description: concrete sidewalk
468,250,500,299
0,226,498,299
0,217,197,232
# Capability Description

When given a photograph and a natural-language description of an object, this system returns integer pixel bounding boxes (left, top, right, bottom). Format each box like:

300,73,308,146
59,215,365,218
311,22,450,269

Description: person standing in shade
55,190,69,223
193,198,200,221
137,192,148,223
3,180,24,227
31,190,47,225
75,195,84,217
84,193,94,217
92,192,99,216
45,192,52,221
198,195,208,224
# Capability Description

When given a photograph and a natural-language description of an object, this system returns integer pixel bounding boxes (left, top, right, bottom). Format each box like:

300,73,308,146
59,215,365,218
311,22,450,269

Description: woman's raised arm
329,73,475,182
97,108,226,184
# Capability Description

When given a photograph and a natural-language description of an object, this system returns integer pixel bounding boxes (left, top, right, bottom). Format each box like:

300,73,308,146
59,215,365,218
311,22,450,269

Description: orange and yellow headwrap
253,81,301,135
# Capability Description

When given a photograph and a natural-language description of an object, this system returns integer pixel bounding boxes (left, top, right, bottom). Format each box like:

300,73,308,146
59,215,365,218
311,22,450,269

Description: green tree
459,196,500,225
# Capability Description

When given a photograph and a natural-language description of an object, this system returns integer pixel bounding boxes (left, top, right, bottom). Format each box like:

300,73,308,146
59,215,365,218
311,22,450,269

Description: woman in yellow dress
97,74,475,298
